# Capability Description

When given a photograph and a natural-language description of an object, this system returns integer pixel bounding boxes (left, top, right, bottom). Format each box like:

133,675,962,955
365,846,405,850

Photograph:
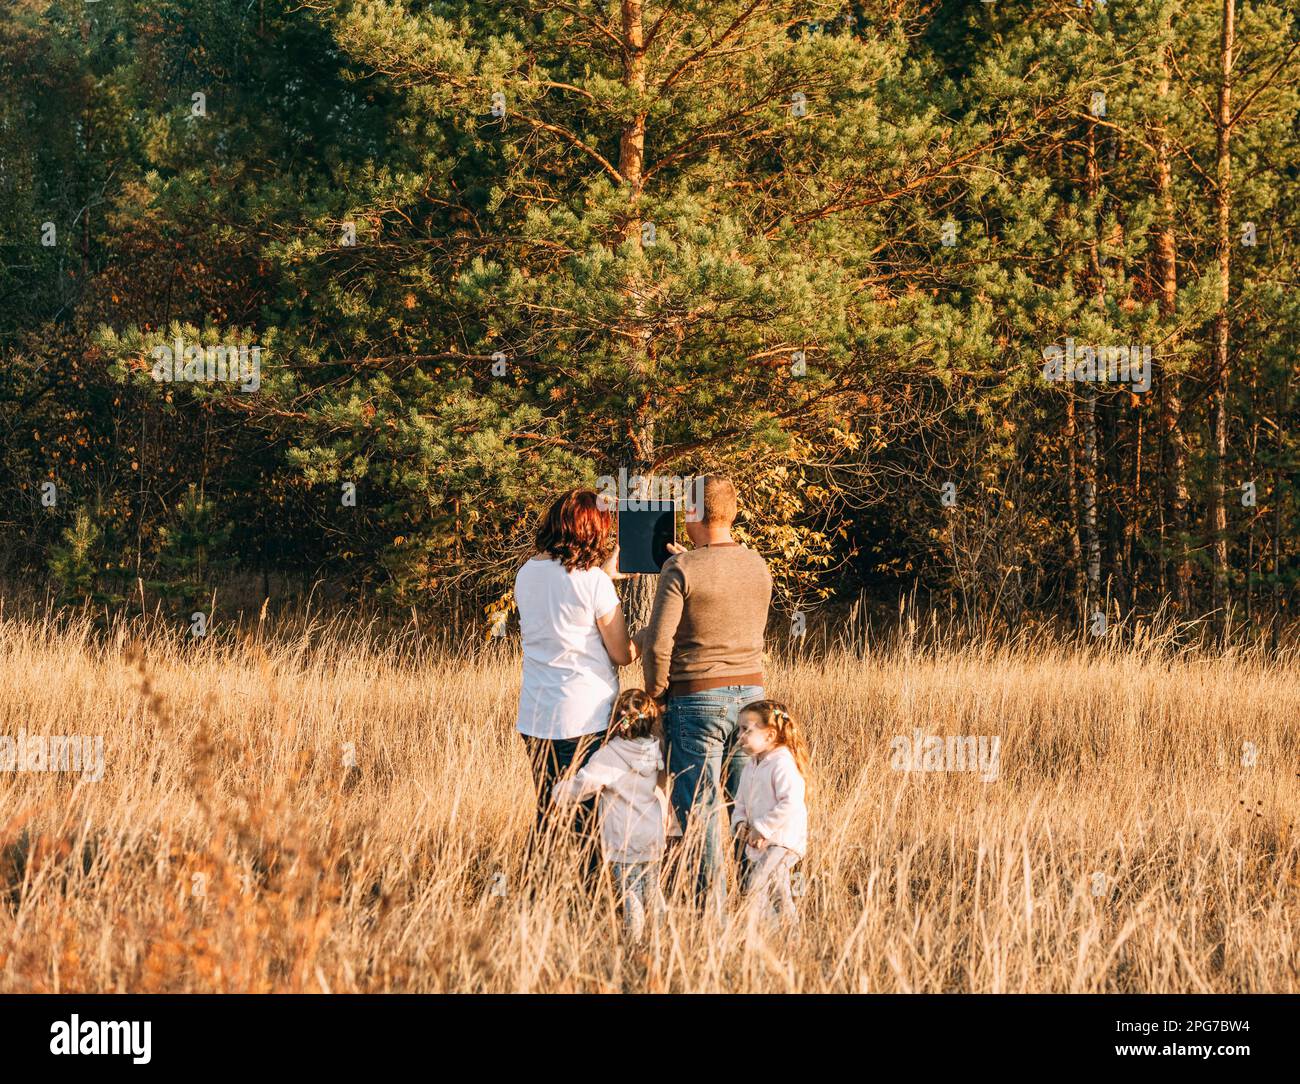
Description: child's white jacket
552,735,669,863
733,745,807,860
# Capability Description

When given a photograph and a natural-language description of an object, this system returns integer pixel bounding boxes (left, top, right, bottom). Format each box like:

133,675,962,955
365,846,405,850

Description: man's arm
641,560,686,697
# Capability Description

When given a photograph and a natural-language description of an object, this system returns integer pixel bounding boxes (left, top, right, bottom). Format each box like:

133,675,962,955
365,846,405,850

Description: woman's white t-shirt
514,557,620,740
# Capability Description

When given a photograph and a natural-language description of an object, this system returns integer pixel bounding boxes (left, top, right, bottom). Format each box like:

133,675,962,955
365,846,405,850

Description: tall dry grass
1,606,1297,992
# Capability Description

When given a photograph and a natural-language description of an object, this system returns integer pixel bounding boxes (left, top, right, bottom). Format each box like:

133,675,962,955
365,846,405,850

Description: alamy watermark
50,1015,150,1064
890,729,1001,782
595,469,706,521
151,335,261,392
0,730,104,781
1041,338,1151,394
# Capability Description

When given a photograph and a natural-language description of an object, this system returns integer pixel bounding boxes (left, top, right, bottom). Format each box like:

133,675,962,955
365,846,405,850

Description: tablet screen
616,501,676,573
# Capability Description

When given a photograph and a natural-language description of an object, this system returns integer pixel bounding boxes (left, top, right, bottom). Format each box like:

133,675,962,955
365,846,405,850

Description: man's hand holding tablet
606,540,685,581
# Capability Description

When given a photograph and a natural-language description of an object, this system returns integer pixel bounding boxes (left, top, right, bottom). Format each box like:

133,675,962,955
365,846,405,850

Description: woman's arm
601,545,627,582
596,602,638,666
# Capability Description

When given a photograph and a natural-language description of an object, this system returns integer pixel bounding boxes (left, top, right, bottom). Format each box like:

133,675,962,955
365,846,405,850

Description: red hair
534,489,614,571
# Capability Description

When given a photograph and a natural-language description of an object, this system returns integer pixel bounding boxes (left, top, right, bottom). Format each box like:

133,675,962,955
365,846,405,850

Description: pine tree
48,507,124,605
150,483,236,610
252,0,1008,618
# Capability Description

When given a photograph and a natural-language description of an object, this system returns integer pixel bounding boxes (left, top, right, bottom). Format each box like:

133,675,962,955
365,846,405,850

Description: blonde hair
697,475,738,526
739,699,809,781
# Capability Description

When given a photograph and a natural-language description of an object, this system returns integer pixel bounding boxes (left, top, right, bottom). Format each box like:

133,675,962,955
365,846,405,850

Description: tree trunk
1064,394,1084,612
1081,384,1102,605
1273,381,1285,650
619,0,657,628
1246,396,1258,626
1154,41,1192,612
1210,0,1235,642
1129,408,1142,608
1082,115,1103,607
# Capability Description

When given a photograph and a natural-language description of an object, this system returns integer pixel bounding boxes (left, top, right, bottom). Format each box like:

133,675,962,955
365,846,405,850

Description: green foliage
48,507,126,606
150,484,236,610
1,0,1298,632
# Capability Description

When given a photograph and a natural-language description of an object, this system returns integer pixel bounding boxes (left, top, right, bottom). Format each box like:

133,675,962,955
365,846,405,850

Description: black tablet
616,500,677,573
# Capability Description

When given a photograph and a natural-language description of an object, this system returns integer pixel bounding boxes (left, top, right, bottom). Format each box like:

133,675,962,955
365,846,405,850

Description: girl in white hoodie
552,689,670,942
732,700,809,927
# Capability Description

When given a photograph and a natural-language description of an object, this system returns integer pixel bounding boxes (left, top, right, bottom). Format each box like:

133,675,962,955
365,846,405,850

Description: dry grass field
1,607,1298,993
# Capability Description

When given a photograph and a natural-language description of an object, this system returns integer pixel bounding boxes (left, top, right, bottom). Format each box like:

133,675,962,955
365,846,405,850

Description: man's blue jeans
663,684,764,908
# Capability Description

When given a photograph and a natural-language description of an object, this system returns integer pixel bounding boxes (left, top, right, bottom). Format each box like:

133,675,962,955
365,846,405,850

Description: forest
2,0,1297,643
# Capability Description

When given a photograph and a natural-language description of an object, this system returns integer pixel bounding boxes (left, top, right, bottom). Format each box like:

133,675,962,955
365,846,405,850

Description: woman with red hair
514,488,638,866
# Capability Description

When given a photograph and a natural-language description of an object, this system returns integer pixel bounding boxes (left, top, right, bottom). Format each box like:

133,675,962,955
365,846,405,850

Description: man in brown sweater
639,476,772,911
